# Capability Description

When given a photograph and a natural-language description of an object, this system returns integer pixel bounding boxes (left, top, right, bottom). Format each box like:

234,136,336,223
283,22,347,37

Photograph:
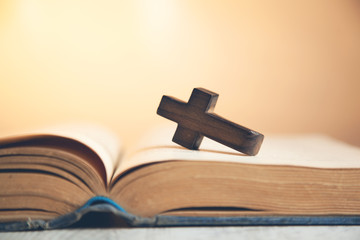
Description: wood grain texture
157,88,264,156
2,227,360,240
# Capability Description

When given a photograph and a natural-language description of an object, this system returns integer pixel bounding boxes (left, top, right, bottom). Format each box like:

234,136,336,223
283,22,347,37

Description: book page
115,125,360,177
0,123,121,183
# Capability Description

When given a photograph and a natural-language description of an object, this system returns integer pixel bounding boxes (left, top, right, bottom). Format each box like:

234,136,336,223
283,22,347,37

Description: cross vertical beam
157,88,264,156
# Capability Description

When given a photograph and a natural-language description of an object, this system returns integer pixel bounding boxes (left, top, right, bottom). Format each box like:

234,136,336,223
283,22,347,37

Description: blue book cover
1,196,360,231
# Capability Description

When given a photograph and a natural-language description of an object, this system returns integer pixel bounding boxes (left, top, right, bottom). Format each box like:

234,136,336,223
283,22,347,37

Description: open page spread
1,123,360,222
115,125,360,178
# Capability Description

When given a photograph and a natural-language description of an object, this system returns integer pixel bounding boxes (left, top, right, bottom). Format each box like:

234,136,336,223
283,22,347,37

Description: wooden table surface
2,226,360,240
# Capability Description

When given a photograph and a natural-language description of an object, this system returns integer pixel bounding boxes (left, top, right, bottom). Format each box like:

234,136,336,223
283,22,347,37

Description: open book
1,123,360,230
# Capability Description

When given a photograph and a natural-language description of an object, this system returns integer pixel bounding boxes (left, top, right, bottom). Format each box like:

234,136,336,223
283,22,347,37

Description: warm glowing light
0,0,359,147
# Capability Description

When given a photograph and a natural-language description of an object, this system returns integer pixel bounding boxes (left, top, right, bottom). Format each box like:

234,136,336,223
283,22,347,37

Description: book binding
1,196,360,231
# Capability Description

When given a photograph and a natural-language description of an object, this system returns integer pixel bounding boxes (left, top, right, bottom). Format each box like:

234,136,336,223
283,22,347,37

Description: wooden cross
157,88,264,156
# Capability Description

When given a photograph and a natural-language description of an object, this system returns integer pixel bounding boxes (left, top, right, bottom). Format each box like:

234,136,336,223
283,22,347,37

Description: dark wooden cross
157,88,264,156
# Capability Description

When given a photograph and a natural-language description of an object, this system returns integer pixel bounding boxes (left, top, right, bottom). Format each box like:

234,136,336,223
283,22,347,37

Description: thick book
0,123,360,231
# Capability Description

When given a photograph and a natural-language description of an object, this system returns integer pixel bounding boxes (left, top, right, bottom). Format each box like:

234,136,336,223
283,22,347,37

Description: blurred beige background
0,0,359,148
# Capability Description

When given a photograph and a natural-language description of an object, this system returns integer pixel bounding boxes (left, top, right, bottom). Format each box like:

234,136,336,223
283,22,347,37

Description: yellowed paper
115,125,360,177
